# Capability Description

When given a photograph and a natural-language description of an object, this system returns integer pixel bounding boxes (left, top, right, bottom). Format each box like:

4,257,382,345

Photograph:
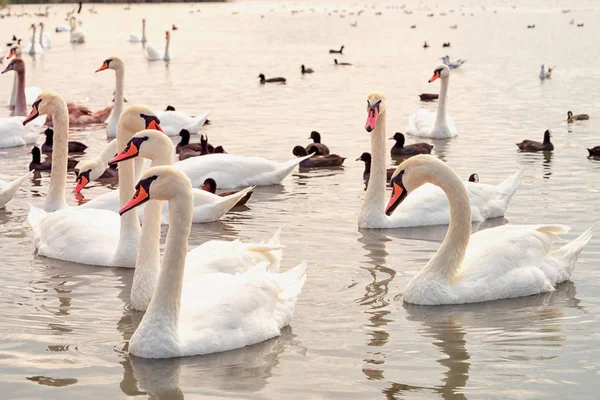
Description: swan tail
496,168,522,201
246,234,284,273
275,261,308,300
192,111,210,126
552,224,594,263
273,154,313,183
0,171,33,208
92,105,114,123
268,228,282,245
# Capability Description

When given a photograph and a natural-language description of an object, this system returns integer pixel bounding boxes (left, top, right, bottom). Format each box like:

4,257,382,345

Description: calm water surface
1,1,599,399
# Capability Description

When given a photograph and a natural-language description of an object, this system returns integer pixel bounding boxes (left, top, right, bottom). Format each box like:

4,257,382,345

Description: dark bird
389,132,433,156
423,41,430,48
306,131,330,155
30,146,78,172
442,42,451,47
165,105,176,111
334,59,352,66
587,147,600,157
329,45,344,54
301,65,314,74
567,111,589,123
356,152,394,182
176,129,213,154
293,146,345,168
41,128,87,153
419,93,439,101
468,173,479,183
172,24,178,31
258,74,286,84
200,178,253,207
516,129,554,151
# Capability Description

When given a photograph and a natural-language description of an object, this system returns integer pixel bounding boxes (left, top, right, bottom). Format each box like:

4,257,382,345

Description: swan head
120,166,191,215
110,129,171,165
385,155,444,216
96,56,124,73
117,105,163,139
365,92,386,132
1,58,24,74
7,45,21,59
429,65,450,82
74,159,106,193
23,92,65,125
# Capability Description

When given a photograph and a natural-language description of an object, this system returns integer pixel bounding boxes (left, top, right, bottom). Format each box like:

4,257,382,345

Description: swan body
0,171,33,208
122,166,307,358
5,45,42,106
156,110,210,137
146,31,171,61
406,65,458,139
70,17,86,43
385,155,593,305
0,115,45,149
360,92,518,229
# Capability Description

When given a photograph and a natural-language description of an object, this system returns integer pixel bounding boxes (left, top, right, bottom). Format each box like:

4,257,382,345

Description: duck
41,128,87,153
213,145,226,153
389,132,433,156
38,23,51,48
120,165,307,358
23,23,44,55
423,41,429,48
176,129,213,154
516,130,553,151
329,45,344,54
23,93,163,267
129,18,147,43
301,65,314,74
104,129,254,224
419,93,439,101
258,74,286,84
155,109,210,137
567,111,589,123
292,146,345,167
95,57,126,138
0,170,33,208
200,178,253,207
360,92,520,228
385,154,593,305
468,173,479,183
45,101,113,127
69,17,86,43
305,131,330,155
356,152,394,182
5,45,42,107
73,139,119,193
406,65,458,139
146,31,171,62
587,147,600,157
334,59,352,66
29,146,79,172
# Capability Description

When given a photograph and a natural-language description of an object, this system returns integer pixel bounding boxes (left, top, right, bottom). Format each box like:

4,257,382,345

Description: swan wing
0,171,33,208
145,43,163,61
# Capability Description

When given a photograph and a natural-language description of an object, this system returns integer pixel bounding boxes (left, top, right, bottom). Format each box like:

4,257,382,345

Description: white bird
146,31,171,62
5,45,43,106
155,110,210,136
441,55,466,69
0,171,33,208
95,56,126,138
39,22,51,48
23,23,44,55
359,92,519,229
69,17,86,44
73,139,119,193
385,154,593,305
406,65,458,138
122,165,307,358
129,18,147,43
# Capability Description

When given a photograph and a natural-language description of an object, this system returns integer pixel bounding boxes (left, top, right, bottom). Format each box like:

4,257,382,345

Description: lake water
1,1,599,399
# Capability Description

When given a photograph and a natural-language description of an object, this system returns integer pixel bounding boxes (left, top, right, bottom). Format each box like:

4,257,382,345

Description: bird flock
0,3,596,362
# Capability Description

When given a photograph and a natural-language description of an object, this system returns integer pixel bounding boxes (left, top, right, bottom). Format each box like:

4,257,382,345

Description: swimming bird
567,111,589,123
423,41,429,48
200,178,254,207
41,128,87,153
29,146,78,171
292,146,344,168
258,74,286,84
334,59,352,66
468,173,479,183
389,132,433,156
301,65,314,74
587,147,600,156
516,130,554,151
305,131,330,155
329,45,344,54
441,55,466,69
419,93,439,101
356,152,395,182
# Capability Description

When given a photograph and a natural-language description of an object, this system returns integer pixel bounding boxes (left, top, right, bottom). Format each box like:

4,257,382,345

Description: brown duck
389,132,433,156
516,130,554,151
356,152,394,182
293,146,345,167
305,131,330,155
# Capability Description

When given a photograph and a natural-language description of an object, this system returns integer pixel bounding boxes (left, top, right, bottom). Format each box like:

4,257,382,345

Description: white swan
23,94,162,267
23,24,44,55
6,45,42,106
146,31,171,62
74,139,118,193
55,23,70,32
156,110,210,137
406,65,458,139
129,18,147,43
100,129,254,224
122,166,307,358
359,92,519,229
96,56,125,138
385,154,593,305
0,171,33,208
39,23,51,48
69,17,86,44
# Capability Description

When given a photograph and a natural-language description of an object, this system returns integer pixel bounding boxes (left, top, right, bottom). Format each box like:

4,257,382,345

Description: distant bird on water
258,74,286,84
329,45,344,54
301,65,314,74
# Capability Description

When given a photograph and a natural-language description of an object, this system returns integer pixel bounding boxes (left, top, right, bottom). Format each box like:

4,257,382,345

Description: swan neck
425,165,471,280
360,112,387,221
164,35,170,59
434,77,449,128
44,102,69,212
10,73,17,106
99,139,118,163
113,67,125,116
31,26,36,46
142,21,146,42
14,68,27,116
39,25,44,45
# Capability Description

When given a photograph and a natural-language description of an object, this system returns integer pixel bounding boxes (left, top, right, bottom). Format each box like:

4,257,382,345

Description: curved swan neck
434,76,449,129
360,111,387,222
424,163,471,280
99,139,118,163
141,191,193,335
108,67,125,131
14,67,27,117
45,101,69,212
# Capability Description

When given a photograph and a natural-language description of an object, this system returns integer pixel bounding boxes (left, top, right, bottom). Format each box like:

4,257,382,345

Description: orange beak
110,143,139,165
429,71,441,83
23,103,40,125
385,182,406,216
147,120,163,132
74,175,89,193
95,62,109,73
120,186,150,215
7,48,16,59
365,107,379,132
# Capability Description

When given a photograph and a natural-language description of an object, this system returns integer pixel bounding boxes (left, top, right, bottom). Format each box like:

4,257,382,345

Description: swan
0,171,33,208
39,23,51,48
121,165,307,358
82,129,254,224
22,93,162,267
96,56,126,138
23,24,44,55
55,23,70,32
5,45,42,106
70,17,86,43
74,139,118,193
155,109,210,137
385,155,593,305
129,18,147,43
406,65,458,139
360,92,520,228
146,31,171,62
